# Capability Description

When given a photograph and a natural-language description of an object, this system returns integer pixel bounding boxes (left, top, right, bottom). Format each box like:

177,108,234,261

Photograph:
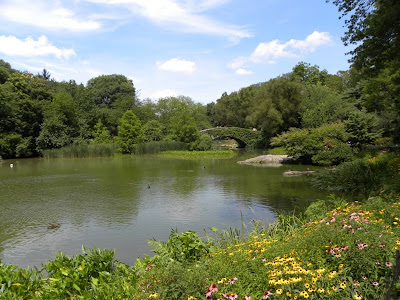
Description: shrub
311,154,399,196
271,122,353,165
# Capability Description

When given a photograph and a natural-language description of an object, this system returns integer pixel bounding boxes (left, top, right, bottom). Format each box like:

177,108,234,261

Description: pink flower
223,293,238,299
379,243,386,248
206,283,218,299
362,276,367,280
228,278,238,284
245,296,251,300
386,262,393,267
262,291,273,299
373,282,379,286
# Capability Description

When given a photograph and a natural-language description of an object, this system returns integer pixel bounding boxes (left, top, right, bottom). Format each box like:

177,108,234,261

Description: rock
283,170,315,177
237,155,292,166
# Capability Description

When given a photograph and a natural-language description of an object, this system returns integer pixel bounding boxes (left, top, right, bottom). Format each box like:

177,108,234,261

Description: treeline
0,59,398,161
0,62,212,159
208,62,398,146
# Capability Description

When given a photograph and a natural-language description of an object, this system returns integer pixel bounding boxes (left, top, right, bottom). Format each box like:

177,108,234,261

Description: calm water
0,153,327,268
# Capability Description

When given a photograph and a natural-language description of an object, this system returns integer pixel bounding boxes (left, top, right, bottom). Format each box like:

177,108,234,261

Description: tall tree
116,110,144,153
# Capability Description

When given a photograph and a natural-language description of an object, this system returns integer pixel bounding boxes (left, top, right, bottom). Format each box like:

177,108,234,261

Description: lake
0,153,327,268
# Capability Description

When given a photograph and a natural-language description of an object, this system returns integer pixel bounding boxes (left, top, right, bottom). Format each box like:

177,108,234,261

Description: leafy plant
148,230,210,264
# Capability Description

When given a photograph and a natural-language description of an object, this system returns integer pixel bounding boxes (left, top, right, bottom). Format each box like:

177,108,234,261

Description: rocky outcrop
283,170,315,177
237,155,292,166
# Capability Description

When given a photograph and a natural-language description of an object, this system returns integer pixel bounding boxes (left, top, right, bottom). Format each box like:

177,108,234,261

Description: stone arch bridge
200,127,262,148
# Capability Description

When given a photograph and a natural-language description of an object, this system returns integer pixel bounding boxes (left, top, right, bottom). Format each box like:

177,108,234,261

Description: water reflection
0,155,327,268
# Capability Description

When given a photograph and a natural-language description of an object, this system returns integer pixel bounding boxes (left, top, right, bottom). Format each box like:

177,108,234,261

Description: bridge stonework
200,127,262,148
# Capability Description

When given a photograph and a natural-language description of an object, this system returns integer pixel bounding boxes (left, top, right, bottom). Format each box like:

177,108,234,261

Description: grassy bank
42,143,118,158
2,195,400,299
157,150,236,158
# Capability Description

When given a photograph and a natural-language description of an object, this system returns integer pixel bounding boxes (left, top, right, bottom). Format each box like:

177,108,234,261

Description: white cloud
250,31,332,62
250,39,300,62
157,58,196,74
0,35,76,59
235,68,253,76
0,0,101,31
227,56,247,69
86,0,251,40
149,89,179,99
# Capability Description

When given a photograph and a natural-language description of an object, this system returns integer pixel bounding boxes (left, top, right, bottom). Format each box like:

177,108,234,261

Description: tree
116,110,144,153
87,74,136,109
292,62,328,85
143,120,165,142
300,84,353,128
168,103,199,145
36,93,79,150
92,119,112,144
328,0,400,109
345,109,383,145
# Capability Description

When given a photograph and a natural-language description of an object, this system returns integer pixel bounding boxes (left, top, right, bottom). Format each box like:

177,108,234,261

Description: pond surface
0,153,328,268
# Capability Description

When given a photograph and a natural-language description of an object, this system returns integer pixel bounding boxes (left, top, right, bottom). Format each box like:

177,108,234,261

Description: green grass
42,143,118,158
158,150,236,158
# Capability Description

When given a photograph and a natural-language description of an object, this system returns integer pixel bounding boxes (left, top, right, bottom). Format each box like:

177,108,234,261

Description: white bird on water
10,163,13,168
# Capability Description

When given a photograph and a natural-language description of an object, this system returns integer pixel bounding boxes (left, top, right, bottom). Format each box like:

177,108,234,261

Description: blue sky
0,0,350,104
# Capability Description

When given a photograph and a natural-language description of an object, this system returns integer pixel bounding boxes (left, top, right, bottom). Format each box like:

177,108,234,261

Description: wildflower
149,293,158,298
362,276,367,280
379,243,386,248
318,288,325,293
354,292,363,300
386,262,393,267
223,293,238,299
262,291,272,299
228,278,238,284
206,283,218,299
353,280,360,286
340,281,347,289
244,295,251,300
276,289,283,295
373,282,379,286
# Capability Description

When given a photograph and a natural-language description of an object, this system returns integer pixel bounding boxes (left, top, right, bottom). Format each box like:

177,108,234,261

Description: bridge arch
200,127,262,148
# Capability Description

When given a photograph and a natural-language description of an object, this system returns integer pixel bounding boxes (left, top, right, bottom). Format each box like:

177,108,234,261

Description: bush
311,154,400,196
271,123,354,165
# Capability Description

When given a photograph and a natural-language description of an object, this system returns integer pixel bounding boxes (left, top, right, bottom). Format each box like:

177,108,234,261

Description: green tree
168,103,199,145
87,74,136,109
247,75,305,143
92,119,112,144
36,93,79,150
345,109,383,145
143,120,165,142
116,110,144,153
300,84,353,128
292,62,328,85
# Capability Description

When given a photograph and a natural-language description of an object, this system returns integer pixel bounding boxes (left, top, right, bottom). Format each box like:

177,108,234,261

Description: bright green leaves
116,110,144,153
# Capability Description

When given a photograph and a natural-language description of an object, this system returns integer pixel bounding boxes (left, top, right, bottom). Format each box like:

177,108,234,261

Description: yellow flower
318,288,325,293
354,292,363,300
276,289,283,295
340,281,347,289
149,293,159,298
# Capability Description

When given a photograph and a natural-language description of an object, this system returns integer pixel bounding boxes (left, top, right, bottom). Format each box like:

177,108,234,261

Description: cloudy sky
0,0,350,104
